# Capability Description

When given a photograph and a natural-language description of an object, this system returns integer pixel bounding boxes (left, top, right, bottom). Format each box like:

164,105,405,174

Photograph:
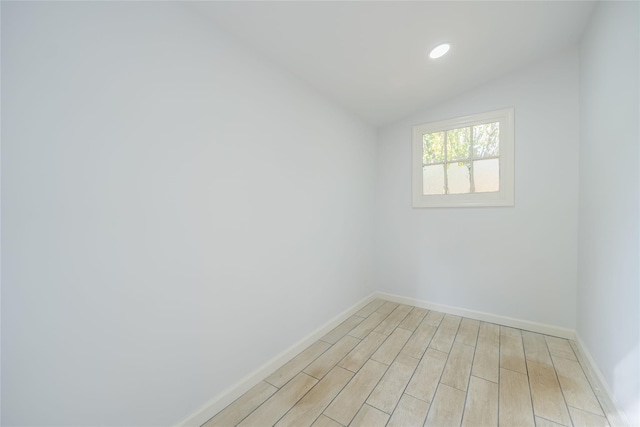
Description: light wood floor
203,299,612,427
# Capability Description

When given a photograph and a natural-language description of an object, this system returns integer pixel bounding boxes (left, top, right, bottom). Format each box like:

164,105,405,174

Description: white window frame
412,108,515,208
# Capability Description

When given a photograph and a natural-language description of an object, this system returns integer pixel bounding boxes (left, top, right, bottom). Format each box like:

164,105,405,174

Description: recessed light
429,43,451,59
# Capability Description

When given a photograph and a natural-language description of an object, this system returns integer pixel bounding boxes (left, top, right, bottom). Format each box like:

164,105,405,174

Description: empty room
1,1,638,426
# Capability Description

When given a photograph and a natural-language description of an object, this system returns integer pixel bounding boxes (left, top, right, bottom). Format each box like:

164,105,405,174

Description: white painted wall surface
578,2,640,424
1,2,376,425
374,50,579,329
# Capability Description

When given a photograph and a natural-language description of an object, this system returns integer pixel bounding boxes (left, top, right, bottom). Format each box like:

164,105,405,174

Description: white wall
578,2,640,425
374,50,580,329
1,2,376,425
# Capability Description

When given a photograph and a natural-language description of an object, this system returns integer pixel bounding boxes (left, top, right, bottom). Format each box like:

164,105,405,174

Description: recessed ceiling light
429,43,451,59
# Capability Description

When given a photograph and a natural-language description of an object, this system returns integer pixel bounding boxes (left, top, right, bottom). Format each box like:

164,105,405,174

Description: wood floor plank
398,307,428,331
535,415,568,427
522,331,553,366
348,311,388,339
455,318,480,347
323,359,388,426
499,368,535,427
429,314,461,353
309,415,343,427
373,305,412,335
376,301,399,314
338,331,387,373
569,406,610,426
527,360,572,426
500,326,527,374
552,355,604,416
397,304,415,313
349,404,389,427
405,348,448,403
355,299,385,318
569,340,626,427
371,327,412,365
440,341,475,391
366,353,420,414
501,325,522,337
303,335,360,380
387,394,430,427
237,373,318,427
471,322,500,383
423,384,466,427
203,381,278,427
478,321,500,343
546,336,577,361
266,341,331,388
401,322,437,360
423,310,444,327
275,367,353,427
212,304,609,427
320,316,365,345
461,375,498,427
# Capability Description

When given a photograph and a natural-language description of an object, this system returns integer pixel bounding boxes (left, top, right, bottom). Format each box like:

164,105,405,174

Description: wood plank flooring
203,300,612,427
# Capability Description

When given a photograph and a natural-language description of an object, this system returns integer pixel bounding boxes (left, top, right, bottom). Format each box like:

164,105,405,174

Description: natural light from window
412,108,514,208
422,122,500,195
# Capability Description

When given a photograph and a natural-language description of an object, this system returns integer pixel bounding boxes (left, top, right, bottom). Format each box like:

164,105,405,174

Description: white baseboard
374,291,576,339
175,294,377,427
572,334,631,427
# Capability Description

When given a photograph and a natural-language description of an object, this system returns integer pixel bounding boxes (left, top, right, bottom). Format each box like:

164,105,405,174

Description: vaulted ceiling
191,1,596,127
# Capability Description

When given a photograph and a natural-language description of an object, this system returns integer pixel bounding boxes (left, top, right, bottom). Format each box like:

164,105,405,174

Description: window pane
473,122,499,158
473,158,499,193
446,127,471,161
447,162,471,194
423,131,444,165
423,165,445,195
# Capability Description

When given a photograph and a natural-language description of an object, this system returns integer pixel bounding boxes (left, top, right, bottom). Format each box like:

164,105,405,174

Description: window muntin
421,122,500,195
412,108,514,208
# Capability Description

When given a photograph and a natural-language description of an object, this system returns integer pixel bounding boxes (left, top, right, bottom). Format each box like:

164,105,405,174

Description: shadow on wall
612,342,640,424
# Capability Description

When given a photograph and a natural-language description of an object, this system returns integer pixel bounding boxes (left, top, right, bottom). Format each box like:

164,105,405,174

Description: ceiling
190,1,596,127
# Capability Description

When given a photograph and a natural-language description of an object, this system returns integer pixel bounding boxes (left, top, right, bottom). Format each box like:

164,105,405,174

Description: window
412,108,514,207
